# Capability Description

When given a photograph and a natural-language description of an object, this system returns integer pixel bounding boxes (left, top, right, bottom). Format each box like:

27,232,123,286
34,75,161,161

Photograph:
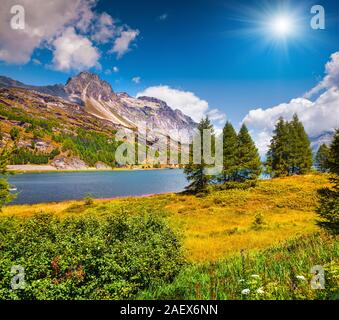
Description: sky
1,0,339,154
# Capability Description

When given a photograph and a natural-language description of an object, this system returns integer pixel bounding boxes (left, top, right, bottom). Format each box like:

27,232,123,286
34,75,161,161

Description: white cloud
158,13,168,21
243,51,339,156
113,66,119,73
132,76,141,84
91,12,120,44
137,85,226,124
112,29,139,58
52,27,100,71
0,0,139,68
32,58,42,65
304,52,339,98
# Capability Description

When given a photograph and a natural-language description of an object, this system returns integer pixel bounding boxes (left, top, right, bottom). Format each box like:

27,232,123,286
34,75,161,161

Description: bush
0,212,185,299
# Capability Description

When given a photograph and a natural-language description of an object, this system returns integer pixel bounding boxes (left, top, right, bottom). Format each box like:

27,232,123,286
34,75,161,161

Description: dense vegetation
317,129,339,235
138,233,338,300
266,115,313,177
11,148,60,165
54,129,119,167
0,212,184,299
184,117,262,193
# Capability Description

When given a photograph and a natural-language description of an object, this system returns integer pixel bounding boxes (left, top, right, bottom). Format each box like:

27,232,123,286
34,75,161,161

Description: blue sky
0,0,339,144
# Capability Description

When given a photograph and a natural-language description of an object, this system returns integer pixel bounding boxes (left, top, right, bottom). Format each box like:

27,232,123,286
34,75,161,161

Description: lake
7,169,187,205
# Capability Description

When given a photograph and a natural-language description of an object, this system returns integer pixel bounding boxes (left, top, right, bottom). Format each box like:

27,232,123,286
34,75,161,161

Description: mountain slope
0,72,197,137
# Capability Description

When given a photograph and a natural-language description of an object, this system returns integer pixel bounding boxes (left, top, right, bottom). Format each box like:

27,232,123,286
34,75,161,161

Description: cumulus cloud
243,53,339,156
132,76,141,84
137,85,226,124
0,0,139,70
113,66,119,73
304,52,339,98
52,27,100,71
111,29,140,58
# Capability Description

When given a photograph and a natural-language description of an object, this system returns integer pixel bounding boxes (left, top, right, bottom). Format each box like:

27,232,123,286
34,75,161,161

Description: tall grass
138,233,338,300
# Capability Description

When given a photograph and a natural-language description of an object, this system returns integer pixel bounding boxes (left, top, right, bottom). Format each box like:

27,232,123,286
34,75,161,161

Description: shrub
0,212,185,299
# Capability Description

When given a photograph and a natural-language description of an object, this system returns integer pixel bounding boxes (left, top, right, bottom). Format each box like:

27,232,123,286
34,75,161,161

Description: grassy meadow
1,173,338,299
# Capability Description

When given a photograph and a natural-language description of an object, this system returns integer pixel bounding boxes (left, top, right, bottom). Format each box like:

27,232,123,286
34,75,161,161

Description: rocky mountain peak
65,71,116,102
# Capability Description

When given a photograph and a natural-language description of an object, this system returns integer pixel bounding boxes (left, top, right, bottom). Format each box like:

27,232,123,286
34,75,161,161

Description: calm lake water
8,169,187,205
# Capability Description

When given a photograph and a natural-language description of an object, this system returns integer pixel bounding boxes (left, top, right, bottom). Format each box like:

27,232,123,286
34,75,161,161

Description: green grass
137,233,338,300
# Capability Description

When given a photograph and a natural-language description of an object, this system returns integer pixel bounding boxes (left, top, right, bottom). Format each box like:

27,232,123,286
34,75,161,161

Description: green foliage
0,105,57,134
0,144,14,210
315,144,331,173
59,129,118,167
266,115,313,177
10,148,60,165
184,117,214,193
221,121,238,182
236,124,262,181
138,233,338,300
84,193,94,206
317,130,339,235
10,127,20,141
0,212,184,299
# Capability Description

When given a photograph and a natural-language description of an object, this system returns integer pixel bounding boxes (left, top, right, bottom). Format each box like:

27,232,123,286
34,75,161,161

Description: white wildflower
241,288,250,295
296,275,306,281
256,287,265,294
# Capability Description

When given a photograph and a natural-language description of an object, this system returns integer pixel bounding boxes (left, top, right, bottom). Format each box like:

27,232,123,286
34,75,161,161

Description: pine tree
315,144,331,172
266,115,312,176
0,143,13,210
236,124,262,181
221,121,238,182
317,130,339,235
266,117,290,176
184,117,214,193
288,114,312,175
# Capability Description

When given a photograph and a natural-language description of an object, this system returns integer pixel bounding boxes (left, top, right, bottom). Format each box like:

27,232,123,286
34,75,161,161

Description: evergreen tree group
184,118,261,193
184,117,214,193
221,122,261,182
317,130,339,235
315,143,331,172
266,114,313,177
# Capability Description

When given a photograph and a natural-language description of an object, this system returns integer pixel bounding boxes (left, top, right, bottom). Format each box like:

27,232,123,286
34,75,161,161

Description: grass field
2,174,330,262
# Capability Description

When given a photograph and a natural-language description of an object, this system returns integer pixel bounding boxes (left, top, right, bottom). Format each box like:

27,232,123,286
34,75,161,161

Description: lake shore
7,164,170,173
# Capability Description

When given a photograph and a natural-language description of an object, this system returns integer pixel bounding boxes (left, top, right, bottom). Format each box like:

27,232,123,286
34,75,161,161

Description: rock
95,162,112,170
51,156,88,170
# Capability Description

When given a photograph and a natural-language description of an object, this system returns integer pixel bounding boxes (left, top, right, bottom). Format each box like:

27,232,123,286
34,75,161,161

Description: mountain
0,72,196,169
310,130,335,153
0,72,196,138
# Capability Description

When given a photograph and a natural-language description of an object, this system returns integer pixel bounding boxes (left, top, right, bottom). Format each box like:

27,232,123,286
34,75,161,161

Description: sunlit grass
2,174,329,262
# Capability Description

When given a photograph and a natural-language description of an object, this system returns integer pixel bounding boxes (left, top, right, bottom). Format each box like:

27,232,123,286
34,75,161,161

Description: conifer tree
317,130,339,235
266,117,290,176
0,138,13,210
221,121,238,182
315,144,331,172
288,114,312,175
184,117,214,193
266,115,312,176
236,124,262,181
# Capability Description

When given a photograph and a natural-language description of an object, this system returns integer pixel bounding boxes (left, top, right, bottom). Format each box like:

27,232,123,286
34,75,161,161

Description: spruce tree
267,115,312,176
317,130,339,235
221,121,238,182
236,124,262,181
266,117,290,176
288,114,312,175
184,117,214,193
315,144,331,172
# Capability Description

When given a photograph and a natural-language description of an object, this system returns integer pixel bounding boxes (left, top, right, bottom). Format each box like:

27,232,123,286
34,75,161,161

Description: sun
271,16,293,37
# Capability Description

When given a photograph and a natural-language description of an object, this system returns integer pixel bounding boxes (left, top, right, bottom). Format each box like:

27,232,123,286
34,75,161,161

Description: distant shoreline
7,164,174,173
